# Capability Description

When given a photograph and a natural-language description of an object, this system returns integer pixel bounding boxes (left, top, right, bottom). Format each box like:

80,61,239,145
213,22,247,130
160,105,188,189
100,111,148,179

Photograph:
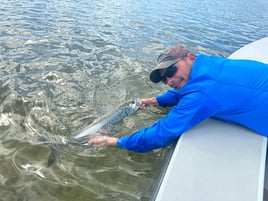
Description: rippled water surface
0,0,268,200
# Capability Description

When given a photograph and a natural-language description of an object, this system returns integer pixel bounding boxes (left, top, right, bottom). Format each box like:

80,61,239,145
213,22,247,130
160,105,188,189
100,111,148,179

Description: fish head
126,98,142,114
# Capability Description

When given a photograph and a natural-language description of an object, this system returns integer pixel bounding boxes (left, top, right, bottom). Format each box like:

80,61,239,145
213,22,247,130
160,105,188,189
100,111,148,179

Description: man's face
160,59,190,90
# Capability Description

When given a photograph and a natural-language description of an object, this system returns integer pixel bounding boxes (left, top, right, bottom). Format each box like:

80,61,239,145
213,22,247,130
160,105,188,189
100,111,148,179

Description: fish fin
47,143,66,167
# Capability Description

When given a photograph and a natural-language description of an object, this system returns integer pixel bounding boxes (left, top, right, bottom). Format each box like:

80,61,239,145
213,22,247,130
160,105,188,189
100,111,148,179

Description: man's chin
174,78,184,89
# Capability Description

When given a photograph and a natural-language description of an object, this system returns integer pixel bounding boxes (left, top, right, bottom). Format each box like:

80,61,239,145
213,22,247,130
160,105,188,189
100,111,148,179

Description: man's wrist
108,137,118,146
150,97,158,105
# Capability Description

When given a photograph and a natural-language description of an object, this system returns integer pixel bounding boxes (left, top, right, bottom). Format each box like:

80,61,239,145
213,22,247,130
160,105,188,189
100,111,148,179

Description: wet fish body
71,99,141,142
46,98,141,167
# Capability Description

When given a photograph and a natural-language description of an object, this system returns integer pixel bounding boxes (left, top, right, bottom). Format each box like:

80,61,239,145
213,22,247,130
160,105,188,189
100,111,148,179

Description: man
88,45,268,152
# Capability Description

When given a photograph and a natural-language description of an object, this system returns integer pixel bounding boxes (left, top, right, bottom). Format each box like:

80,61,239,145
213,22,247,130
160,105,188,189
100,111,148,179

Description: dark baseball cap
150,45,190,83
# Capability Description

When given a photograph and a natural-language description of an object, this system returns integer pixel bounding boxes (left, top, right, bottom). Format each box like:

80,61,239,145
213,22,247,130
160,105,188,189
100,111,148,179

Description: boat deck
151,119,267,201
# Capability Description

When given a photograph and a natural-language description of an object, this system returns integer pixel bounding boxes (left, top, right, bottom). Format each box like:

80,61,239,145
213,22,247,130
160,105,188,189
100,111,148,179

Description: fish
44,98,142,167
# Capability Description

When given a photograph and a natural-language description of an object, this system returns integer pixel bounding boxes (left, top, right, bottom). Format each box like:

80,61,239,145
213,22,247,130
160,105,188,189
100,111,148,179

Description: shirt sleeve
117,92,217,152
156,88,182,107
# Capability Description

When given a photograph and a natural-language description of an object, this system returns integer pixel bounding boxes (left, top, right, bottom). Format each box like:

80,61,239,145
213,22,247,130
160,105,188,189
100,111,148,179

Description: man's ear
187,52,196,61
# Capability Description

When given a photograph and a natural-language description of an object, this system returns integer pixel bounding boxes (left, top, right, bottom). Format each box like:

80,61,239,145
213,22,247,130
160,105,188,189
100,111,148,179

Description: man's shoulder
196,54,226,61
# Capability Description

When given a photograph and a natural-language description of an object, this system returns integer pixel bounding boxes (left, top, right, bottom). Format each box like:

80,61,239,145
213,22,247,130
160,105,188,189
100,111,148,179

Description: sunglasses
161,65,177,84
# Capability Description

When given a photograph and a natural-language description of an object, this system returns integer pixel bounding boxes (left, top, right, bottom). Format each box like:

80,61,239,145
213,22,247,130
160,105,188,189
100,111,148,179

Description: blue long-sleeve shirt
117,55,268,152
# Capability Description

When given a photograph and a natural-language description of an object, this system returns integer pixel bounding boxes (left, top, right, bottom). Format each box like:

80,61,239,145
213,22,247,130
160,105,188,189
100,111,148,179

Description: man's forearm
88,136,118,147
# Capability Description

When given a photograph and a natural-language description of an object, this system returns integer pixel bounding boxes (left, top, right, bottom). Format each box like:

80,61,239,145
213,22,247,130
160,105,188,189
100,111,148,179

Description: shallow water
0,0,268,200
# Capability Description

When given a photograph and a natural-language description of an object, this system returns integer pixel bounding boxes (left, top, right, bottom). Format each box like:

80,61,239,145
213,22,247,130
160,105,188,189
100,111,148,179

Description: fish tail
47,143,66,167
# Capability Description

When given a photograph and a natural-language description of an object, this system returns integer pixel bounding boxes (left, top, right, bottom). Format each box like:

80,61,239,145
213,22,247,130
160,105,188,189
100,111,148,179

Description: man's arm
88,135,118,147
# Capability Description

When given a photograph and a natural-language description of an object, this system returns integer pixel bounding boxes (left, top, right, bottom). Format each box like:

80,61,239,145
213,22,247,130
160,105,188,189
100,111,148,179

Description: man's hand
141,97,158,109
88,135,118,147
